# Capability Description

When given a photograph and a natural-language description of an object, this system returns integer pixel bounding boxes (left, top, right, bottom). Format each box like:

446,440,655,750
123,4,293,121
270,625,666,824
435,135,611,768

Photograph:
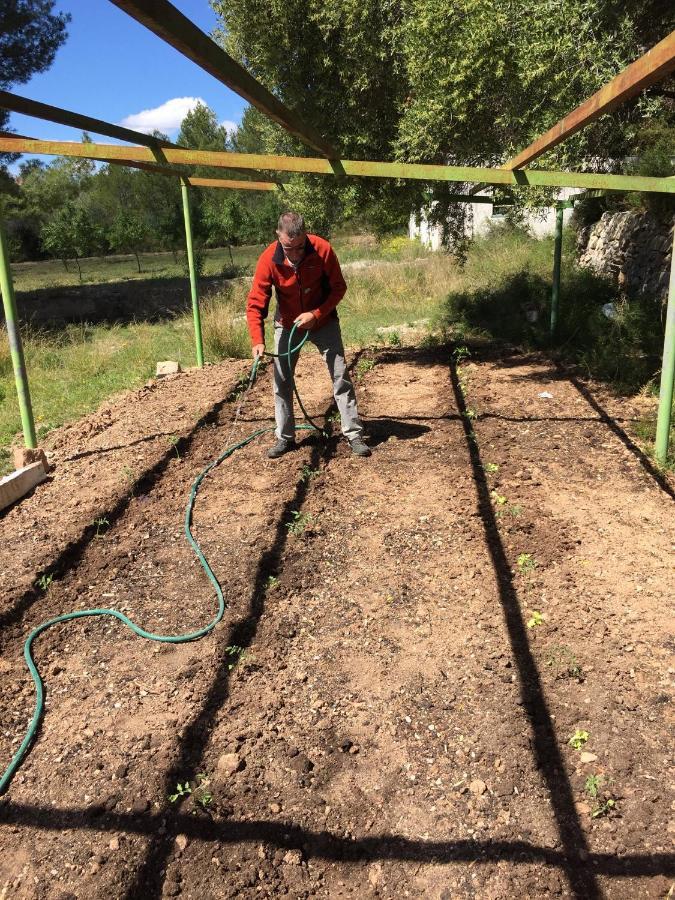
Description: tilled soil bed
0,344,673,900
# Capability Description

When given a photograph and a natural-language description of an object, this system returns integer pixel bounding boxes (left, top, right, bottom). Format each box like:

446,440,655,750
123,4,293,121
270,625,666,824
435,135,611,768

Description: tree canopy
213,0,674,239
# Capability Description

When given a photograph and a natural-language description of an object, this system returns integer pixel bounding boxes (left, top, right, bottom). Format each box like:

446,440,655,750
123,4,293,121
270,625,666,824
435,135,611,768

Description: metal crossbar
1,137,673,194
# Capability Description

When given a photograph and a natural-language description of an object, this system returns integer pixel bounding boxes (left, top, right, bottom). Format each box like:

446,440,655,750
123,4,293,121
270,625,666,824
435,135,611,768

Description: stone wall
576,210,673,301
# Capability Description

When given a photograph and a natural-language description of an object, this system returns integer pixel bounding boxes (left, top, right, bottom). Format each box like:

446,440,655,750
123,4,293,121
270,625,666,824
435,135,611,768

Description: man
246,211,371,459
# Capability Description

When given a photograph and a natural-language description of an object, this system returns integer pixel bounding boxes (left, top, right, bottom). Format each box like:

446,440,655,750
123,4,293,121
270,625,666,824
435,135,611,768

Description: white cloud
120,97,207,135
220,120,239,137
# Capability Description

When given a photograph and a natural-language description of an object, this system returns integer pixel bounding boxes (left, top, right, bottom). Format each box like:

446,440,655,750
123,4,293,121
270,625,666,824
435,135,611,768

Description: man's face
277,230,306,265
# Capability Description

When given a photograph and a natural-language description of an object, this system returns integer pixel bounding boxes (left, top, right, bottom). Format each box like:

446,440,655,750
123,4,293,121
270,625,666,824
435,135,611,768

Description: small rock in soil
217,752,244,777
175,834,188,852
580,752,598,763
131,798,150,814
283,849,303,866
469,779,487,796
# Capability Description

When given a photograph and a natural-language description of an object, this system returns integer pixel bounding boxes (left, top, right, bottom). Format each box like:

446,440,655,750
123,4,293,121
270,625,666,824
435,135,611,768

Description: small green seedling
485,462,499,473
95,516,110,538
300,464,319,484
286,510,312,535
585,774,602,799
388,331,401,347
224,645,245,671
546,645,584,681
168,435,181,459
585,775,617,818
355,358,376,380
37,573,53,592
591,797,616,819
169,781,192,803
517,553,537,574
527,610,544,628
491,490,507,506
464,408,477,421
169,773,212,809
569,729,590,750
453,345,471,363
266,574,280,590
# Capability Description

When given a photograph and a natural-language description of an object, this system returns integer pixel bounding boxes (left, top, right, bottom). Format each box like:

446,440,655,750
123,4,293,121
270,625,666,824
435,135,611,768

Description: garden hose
0,322,321,795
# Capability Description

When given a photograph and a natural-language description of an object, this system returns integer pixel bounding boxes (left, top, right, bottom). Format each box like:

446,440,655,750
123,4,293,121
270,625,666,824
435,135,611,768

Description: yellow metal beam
1,137,673,194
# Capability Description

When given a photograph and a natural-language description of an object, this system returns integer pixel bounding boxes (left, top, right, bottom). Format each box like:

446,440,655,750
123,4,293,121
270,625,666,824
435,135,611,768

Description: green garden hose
0,323,321,795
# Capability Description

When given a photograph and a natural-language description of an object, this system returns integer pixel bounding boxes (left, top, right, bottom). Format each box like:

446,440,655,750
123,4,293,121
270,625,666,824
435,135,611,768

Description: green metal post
654,227,675,465
550,205,564,339
0,211,37,449
181,179,204,368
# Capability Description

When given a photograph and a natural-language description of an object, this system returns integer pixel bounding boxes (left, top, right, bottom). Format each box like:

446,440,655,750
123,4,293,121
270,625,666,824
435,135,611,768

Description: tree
0,1,70,172
213,0,674,245
107,211,149,273
41,202,102,281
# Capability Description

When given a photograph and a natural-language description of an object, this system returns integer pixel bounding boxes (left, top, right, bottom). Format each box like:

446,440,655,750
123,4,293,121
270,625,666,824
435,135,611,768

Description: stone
109,836,120,851
469,779,487,796
216,752,244,777
580,751,598,763
12,446,50,472
283,849,303,866
0,461,48,512
156,360,182,377
131,798,150,814
175,834,188,852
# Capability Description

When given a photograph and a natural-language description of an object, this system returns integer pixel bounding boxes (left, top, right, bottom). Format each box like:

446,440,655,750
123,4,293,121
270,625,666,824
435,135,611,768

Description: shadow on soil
1,344,673,898
9,274,238,328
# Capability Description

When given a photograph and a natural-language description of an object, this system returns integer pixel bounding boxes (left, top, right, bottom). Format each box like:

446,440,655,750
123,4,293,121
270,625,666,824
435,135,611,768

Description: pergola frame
0,3,673,463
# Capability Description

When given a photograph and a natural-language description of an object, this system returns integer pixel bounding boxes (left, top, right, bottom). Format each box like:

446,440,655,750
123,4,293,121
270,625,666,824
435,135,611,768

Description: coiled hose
0,323,321,795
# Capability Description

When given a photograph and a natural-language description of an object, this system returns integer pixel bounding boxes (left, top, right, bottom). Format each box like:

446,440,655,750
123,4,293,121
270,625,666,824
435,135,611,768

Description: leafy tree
41,202,102,281
213,0,674,245
107,211,149,273
0,1,70,171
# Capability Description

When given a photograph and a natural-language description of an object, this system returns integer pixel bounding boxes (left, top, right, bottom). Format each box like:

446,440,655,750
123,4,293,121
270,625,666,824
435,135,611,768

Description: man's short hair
277,211,305,239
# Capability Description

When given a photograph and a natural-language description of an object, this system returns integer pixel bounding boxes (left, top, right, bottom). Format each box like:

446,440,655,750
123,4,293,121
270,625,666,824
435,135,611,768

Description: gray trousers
273,318,363,442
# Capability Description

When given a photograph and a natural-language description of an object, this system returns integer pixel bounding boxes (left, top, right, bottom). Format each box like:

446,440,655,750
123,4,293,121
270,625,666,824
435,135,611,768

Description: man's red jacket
246,234,347,346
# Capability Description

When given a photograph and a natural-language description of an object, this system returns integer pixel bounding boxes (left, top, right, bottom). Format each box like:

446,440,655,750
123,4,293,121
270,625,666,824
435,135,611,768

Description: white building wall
410,187,582,248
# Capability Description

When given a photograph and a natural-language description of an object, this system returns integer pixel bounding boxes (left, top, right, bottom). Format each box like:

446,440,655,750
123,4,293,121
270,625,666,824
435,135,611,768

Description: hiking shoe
349,436,372,458
267,438,295,459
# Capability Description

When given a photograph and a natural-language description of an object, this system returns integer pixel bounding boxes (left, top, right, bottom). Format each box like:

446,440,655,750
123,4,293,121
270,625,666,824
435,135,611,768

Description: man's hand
252,343,265,360
294,311,317,330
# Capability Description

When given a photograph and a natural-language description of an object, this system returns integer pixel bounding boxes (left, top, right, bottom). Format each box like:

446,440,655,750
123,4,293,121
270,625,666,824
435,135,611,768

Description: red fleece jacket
246,234,347,346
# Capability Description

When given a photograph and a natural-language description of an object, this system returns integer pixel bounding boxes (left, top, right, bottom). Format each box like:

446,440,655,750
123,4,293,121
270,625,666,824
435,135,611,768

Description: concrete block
156,360,182,377
0,462,47,512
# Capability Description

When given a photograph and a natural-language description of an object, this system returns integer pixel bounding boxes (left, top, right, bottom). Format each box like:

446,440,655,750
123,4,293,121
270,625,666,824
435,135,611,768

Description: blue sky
8,1,248,168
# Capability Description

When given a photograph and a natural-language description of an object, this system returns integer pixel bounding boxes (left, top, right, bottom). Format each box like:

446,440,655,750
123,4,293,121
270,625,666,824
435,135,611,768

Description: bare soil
0,343,673,900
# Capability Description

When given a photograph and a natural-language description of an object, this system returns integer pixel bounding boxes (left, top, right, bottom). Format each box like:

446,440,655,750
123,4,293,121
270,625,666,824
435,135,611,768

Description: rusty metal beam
1,137,673,194
0,89,177,149
108,0,337,159
505,31,675,170
0,89,270,181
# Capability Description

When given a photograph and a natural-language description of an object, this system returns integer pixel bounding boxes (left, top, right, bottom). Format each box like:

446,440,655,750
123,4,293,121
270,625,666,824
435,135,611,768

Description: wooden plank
1,137,673,194
109,0,337,158
505,31,675,170
0,462,47,512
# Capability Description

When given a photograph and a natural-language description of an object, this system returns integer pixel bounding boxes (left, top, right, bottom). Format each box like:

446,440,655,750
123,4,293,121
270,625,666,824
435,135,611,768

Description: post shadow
561,366,675,502
448,351,601,899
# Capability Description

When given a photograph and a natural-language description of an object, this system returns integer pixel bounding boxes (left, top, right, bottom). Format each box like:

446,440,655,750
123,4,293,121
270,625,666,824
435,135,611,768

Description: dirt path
0,345,673,900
